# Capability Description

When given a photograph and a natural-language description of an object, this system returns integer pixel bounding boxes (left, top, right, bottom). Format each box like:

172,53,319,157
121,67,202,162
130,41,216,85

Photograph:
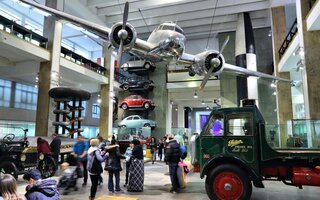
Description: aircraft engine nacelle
190,50,225,76
109,22,137,51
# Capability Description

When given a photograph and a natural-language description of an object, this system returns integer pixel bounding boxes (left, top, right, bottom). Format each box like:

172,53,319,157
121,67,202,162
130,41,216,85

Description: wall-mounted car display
119,95,155,110
121,56,155,74
120,77,155,91
118,115,156,129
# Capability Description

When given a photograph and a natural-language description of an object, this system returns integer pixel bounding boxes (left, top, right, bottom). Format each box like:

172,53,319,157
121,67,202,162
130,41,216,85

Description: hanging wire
117,0,123,14
205,0,219,50
138,8,151,33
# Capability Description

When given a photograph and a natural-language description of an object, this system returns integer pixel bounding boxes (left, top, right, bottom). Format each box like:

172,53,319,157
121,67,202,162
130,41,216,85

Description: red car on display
120,95,155,110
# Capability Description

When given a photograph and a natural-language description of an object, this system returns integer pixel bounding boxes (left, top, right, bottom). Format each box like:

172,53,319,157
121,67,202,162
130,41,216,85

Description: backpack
88,150,103,174
180,145,187,160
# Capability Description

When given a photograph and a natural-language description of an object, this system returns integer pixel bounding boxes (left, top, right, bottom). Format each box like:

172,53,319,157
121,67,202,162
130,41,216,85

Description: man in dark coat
23,169,59,200
50,133,61,170
165,134,181,193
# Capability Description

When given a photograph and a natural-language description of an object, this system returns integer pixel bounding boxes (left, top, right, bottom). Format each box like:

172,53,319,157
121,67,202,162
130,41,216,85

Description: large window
92,104,100,119
204,113,224,136
227,112,253,136
15,83,38,110
0,79,11,107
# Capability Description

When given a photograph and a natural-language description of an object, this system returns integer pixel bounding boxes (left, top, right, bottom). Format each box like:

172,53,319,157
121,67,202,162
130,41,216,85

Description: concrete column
177,104,184,128
296,0,320,147
99,84,110,139
99,43,112,140
35,0,63,136
271,6,293,147
166,94,172,135
149,62,168,139
296,0,320,119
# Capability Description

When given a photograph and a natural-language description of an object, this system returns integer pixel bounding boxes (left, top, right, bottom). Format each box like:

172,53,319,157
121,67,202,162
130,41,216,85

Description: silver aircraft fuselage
146,23,186,60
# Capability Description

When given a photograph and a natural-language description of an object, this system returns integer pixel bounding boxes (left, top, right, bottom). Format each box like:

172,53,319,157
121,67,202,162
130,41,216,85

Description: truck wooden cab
193,104,320,200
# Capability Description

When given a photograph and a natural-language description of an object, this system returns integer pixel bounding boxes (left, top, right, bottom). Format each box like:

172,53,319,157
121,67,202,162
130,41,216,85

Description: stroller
58,155,83,195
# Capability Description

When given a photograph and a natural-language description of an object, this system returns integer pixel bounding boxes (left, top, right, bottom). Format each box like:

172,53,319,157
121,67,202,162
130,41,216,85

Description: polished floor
16,161,320,200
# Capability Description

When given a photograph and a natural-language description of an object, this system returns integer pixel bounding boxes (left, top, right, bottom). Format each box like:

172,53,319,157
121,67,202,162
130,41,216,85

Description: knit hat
23,169,42,180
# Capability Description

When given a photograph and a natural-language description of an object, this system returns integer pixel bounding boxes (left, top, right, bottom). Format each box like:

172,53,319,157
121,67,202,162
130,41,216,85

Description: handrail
278,19,298,59
60,47,106,75
0,15,48,48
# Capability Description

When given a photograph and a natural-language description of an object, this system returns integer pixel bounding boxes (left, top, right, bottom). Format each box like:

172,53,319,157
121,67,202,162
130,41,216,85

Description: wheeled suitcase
127,158,144,192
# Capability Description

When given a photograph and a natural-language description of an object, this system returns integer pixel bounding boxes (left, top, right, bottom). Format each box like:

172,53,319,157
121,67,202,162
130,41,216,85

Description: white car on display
118,115,156,129
121,56,155,73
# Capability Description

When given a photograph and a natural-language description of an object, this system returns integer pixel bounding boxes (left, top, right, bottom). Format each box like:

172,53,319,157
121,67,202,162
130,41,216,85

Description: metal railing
278,19,298,59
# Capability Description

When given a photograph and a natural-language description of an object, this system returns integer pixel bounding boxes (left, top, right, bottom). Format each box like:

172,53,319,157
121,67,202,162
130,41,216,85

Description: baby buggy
57,165,80,195
58,156,83,195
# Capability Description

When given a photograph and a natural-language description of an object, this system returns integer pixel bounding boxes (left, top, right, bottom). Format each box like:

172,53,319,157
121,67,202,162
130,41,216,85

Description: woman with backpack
87,139,108,200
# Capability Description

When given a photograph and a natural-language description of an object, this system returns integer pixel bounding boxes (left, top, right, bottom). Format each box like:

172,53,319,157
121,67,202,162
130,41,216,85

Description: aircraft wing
20,0,153,53
223,63,291,82
178,53,195,65
20,0,111,41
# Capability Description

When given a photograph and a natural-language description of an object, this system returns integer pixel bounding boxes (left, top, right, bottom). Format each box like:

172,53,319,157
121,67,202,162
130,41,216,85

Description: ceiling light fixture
270,81,277,88
206,106,210,110
193,91,198,98
201,100,205,105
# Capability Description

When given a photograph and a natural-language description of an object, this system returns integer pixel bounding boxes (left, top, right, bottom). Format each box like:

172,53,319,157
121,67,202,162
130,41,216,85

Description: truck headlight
20,154,26,162
39,153,44,160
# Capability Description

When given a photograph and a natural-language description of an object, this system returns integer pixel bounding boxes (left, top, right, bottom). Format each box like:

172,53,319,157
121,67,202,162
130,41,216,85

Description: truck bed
261,147,320,167
275,149,320,154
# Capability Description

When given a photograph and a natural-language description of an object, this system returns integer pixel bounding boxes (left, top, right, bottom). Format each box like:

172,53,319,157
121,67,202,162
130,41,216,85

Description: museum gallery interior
0,0,320,200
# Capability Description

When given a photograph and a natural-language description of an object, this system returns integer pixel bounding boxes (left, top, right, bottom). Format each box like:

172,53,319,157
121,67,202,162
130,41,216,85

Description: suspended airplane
19,0,290,89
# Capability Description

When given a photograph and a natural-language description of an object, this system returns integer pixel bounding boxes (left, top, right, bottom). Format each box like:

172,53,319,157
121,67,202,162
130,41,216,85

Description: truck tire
0,162,18,180
38,155,56,179
205,164,252,200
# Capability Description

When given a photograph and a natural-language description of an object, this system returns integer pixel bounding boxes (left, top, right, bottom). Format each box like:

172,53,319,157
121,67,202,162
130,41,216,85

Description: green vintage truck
192,103,320,200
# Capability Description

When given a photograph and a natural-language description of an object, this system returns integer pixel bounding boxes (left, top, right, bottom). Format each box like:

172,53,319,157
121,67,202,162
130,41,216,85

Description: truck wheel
205,164,252,200
38,156,56,178
0,162,18,180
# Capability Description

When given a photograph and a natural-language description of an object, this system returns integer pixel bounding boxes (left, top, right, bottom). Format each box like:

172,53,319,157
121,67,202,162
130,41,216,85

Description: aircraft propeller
199,35,230,90
117,1,129,67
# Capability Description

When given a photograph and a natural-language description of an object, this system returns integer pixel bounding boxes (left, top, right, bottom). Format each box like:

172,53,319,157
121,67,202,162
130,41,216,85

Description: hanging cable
138,8,151,33
205,0,219,50
117,0,123,14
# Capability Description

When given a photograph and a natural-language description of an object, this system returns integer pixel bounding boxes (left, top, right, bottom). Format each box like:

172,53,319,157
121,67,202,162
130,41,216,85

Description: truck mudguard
202,155,264,188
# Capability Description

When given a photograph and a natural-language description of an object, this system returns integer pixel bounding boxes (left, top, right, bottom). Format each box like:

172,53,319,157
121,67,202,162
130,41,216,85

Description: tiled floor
16,161,320,200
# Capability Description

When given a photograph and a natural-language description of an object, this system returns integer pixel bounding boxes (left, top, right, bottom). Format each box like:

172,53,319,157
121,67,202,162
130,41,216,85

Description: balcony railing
278,19,298,59
0,15,48,48
60,47,106,76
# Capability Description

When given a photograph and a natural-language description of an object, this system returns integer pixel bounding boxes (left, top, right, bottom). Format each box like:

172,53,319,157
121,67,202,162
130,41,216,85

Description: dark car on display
121,56,155,74
118,115,156,129
0,131,57,179
120,77,155,91
119,95,155,110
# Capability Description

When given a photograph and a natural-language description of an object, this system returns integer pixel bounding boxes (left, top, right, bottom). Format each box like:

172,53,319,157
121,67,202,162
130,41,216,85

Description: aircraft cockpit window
162,25,175,31
175,26,185,35
157,25,163,31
